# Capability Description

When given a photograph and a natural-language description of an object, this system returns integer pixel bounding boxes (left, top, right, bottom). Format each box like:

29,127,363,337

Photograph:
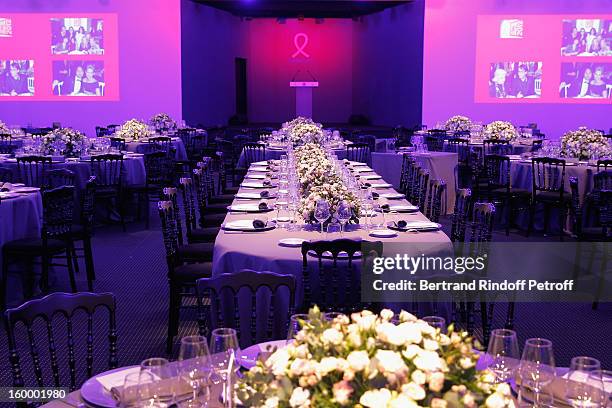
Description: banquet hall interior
0,0,611,407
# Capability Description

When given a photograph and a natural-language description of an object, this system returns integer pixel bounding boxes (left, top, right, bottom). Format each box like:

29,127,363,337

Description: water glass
565,357,603,408
422,316,447,333
209,328,239,407
588,370,611,408
179,336,212,408
122,372,147,407
287,313,310,341
486,329,520,383
518,338,556,407
276,204,291,230
140,358,172,407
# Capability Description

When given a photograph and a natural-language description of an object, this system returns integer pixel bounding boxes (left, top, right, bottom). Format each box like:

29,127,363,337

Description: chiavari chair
16,155,52,187
528,157,568,240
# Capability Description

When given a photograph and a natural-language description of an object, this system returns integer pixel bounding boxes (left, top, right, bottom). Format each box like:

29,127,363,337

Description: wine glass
314,199,330,234
140,358,172,407
486,329,520,384
323,312,347,322
337,200,353,235
122,372,147,407
422,316,447,333
287,314,310,341
518,338,556,407
565,357,603,408
276,203,291,230
209,328,240,405
588,370,611,408
179,336,212,408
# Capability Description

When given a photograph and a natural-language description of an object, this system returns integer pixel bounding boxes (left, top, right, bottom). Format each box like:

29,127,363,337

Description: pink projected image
489,62,542,99
561,19,612,56
560,62,612,98
51,18,104,55
0,60,34,96
52,61,104,96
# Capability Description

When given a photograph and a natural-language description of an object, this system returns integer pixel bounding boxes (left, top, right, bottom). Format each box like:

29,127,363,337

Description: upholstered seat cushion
177,242,214,262
3,238,67,255
174,262,213,281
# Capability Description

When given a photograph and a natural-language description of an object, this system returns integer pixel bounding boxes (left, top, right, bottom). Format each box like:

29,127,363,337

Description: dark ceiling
192,0,411,18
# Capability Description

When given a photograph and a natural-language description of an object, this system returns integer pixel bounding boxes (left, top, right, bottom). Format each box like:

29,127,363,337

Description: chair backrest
148,136,172,154
80,176,97,229
406,161,422,203
425,135,445,152
301,239,383,312
17,155,52,187
108,137,126,151
95,126,110,137
446,138,471,164
42,186,75,239
416,168,430,211
399,153,415,195
483,154,511,191
597,191,612,237
160,187,184,246
425,179,446,223
569,177,582,236
531,157,566,195
597,159,612,172
467,202,496,257
243,143,266,167
179,177,198,239
451,188,473,242
0,133,11,142
531,139,543,152
593,170,612,192
358,134,377,153
4,292,118,391
90,154,123,188
157,200,180,264
0,166,15,182
196,270,296,347
144,151,172,189
43,168,75,190
346,143,371,164
483,139,511,155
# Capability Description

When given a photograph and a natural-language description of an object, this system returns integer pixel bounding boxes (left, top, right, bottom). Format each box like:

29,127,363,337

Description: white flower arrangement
150,112,176,131
237,307,515,408
115,119,151,141
483,121,519,142
0,120,9,135
561,127,611,160
41,127,86,157
282,117,325,146
444,116,472,133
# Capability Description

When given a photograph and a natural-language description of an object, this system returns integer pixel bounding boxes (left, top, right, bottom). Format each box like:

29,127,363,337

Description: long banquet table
212,162,453,306
236,145,348,167
372,151,458,215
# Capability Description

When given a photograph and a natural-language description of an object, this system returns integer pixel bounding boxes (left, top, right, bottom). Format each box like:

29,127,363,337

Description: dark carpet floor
0,211,610,390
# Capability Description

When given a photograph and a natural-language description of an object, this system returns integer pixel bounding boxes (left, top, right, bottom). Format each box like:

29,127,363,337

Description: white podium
290,81,319,118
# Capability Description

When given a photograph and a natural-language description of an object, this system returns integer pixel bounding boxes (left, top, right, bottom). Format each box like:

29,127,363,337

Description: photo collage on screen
489,61,542,99
560,19,612,99
0,60,35,96
51,18,105,96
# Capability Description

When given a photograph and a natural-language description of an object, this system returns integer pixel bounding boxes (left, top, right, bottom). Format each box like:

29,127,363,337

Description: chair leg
558,204,566,242
145,196,151,230
40,253,50,293
65,246,77,293
480,300,489,346
1,255,9,309
505,197,512,236
167,282,180,354
527,201,535,237
505,302,516,330
83,236,95,292
71,245,79,274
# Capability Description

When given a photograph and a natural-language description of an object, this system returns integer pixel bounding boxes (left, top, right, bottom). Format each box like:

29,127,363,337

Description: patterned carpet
0,212,609,390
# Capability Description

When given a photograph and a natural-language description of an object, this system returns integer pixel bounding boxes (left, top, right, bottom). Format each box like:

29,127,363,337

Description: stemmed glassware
287,313,310,342
209,328,240,407
422,316,447,333
486,329,520,384
179,336,212,408
139,358,172,407
314,199,331,234
589,370,611,408
565,357,603,408
336,200,352,235
518,338,556,407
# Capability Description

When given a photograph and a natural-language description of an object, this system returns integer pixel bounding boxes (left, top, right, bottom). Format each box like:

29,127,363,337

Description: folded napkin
0,182,13,192
396,220,408,229
260,190,270,198
262,179,272,186
252,219,266,229
363,182,372,188
515,376,573,407
380,203,390,212
111,377,193,405
371,192,380,199
258,202,269,210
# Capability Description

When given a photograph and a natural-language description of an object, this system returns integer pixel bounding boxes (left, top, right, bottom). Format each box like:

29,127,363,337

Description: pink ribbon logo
292,33,310,58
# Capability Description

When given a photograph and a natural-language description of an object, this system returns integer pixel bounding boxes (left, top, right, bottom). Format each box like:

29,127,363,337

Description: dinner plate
252,161,269,166
223,220,276,232
249,167,269,173
245,174,267,180
361,175,382,180
239,340,288,370
389,205,419,213
228,204,273,213
352,167,374,173
307,250,362,259
278,238,308,247
235,192,274,200
387,221,442,232
13,187,40,193
80,365,139,408
241,182,276,189
0,192,21,199
370,183,393,188
369,229,398,238
381,193,404,199
346,161,367,167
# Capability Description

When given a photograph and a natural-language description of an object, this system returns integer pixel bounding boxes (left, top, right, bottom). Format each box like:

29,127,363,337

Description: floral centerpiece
282,117,325,146
115,119,150,141
0,120,9,135
41,127,86,157
483,121,519,142
561,127,611,160
150,112,176,132
294,143,361,223
444,115,472,133
237,307,515,408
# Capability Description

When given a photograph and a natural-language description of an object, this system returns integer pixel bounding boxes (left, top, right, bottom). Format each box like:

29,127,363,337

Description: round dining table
125,137,188,161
